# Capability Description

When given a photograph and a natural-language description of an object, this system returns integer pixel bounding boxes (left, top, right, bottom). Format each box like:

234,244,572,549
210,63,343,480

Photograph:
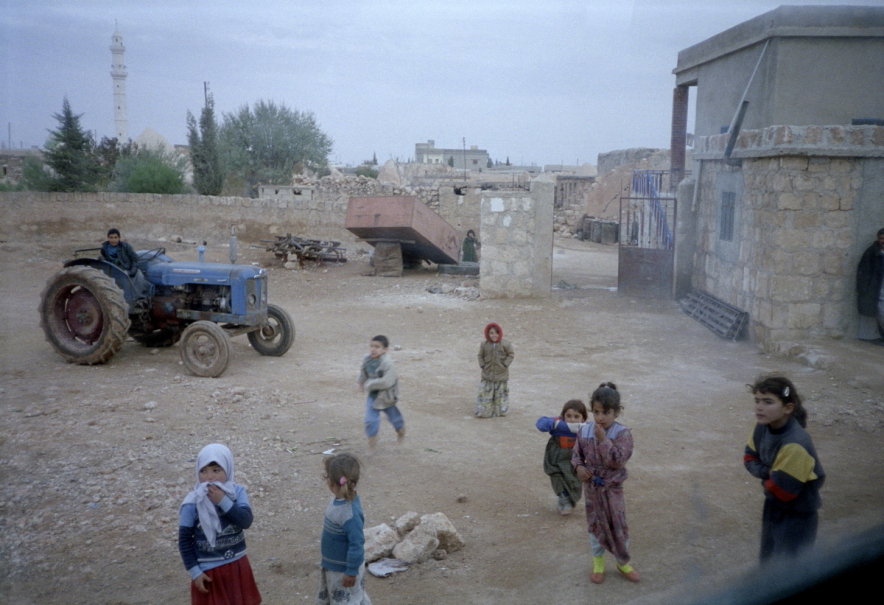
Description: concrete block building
670,5,884,348
415,140,490,171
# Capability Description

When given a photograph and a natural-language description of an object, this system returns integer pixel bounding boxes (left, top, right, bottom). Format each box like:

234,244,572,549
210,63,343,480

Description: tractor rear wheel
247,304,295,356
39,265,131,365
179,321,230,377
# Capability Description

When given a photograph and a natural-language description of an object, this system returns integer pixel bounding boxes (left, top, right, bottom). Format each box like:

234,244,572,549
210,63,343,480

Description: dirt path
1,236,882,605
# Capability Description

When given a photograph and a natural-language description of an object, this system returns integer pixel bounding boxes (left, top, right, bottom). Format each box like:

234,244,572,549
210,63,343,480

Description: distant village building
670,5,884,348
415,140,490,171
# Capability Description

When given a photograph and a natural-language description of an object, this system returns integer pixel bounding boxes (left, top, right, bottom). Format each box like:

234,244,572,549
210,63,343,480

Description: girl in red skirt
178,443,262,605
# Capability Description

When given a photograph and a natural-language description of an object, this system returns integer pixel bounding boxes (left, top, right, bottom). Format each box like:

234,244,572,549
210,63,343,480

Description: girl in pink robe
572,382,640,584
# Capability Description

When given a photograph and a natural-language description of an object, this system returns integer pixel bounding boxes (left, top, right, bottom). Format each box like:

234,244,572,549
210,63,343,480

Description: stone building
415,140,490,171
670,5,884,348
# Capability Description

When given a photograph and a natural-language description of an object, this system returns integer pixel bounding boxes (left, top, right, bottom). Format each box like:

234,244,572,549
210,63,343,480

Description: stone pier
478,179,554,298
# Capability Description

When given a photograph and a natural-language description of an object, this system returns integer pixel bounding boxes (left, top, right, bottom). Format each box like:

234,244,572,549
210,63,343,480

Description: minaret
110,24,128,141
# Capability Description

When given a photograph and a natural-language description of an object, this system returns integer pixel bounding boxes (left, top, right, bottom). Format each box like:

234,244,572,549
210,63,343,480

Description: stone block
419,512,465,553
779,156,807,171
364,523,400,563
787,303,822,329
792,175,817,192
793,252,820,276
392,524,439,564
770,303,789,329
770,275,811,302
777,193,803,210
818,195,840,211
822,303,845,331
771,173,793,193
807,158,830,172
792,212,819,229
395,512,422,536
839,192,854,211
811,230,834,249
834,229,853,248
812,278,831,298
821,251,847,275
823,212,847,229
776,229,806,251
829,159,852,173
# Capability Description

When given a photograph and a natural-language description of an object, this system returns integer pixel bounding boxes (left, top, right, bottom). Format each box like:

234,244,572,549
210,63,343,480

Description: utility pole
462,137,467,181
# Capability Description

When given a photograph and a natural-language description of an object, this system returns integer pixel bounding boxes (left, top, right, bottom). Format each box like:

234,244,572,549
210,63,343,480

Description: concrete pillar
673,177,697,299
670,85,690,186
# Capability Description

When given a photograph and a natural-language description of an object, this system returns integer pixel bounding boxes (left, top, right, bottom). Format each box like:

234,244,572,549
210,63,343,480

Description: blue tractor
39,247,295,377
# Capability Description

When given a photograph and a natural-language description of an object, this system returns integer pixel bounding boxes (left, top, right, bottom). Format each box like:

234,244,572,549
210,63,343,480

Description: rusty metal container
345,196,460,265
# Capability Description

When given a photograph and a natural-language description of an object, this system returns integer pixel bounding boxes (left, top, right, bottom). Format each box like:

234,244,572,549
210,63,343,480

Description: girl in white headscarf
178,443,262,605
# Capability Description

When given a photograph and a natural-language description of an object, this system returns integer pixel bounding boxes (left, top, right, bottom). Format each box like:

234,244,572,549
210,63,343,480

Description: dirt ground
1,235,883,605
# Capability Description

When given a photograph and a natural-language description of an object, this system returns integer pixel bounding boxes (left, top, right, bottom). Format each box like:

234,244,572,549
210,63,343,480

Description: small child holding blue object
536,399,588,515
316,453,371,605
358,335,405,453
178,443,261,605
744,375,824,561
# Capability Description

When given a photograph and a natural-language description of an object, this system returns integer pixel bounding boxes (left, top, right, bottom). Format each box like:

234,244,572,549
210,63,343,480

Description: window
720,192,735,241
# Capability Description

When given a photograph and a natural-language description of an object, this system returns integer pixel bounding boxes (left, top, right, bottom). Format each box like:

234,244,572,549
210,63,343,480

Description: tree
372,152,378,166
218,100,333,197
93,136,138,189
28,98,102,191
487,157,493,169
447,155,454,167
187,94,223,195
110,147,186,194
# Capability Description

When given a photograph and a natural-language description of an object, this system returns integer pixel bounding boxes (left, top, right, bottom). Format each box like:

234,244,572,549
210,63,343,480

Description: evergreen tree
187,94,223,195
447,156,454,167
39,98,102,191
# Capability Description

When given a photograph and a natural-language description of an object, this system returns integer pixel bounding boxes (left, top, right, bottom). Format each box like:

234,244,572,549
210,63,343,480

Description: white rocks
419,512,464,552
395,511,421,536
365,511,464,567
364,523,400,562
392,524,438,564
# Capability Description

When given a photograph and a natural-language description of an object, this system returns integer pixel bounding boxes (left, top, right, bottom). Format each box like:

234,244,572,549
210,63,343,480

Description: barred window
720,192,735,241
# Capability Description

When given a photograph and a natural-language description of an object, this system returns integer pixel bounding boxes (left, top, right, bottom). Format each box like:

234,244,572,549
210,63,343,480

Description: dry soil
1,235,882,605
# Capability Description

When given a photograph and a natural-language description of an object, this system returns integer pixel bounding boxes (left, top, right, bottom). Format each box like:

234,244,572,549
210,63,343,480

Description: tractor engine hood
145,262,266,286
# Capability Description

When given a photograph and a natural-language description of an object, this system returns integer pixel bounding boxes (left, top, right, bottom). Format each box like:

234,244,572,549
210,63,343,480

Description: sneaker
556,493,570,512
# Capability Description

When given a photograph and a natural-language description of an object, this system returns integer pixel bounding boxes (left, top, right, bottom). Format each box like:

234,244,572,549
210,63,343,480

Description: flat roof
673,5,884,79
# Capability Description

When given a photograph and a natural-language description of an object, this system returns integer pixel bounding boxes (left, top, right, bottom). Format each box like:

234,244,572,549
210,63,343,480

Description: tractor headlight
248,293,257,308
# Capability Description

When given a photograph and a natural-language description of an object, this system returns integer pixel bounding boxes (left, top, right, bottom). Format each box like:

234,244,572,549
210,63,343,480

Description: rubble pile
364,511,464,575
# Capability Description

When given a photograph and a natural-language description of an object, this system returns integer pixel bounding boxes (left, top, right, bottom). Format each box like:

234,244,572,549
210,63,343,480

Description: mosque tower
110,24,128,141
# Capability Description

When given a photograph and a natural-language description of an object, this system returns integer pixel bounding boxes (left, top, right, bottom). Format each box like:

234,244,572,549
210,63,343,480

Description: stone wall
0,175,454,252
479,180,554,298
437,186,482,238
597,148,669,175
690,148,884,347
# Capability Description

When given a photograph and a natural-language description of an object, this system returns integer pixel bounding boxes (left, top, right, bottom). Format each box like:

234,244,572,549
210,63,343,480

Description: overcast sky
2,1,877,166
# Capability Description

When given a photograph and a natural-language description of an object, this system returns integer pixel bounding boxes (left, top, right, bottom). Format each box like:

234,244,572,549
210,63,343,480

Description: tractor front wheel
179,321,231,377
247,304,295,356
39,265,131,365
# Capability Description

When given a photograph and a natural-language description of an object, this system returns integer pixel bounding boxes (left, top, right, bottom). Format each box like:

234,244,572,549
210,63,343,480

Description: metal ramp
680,290,748,340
